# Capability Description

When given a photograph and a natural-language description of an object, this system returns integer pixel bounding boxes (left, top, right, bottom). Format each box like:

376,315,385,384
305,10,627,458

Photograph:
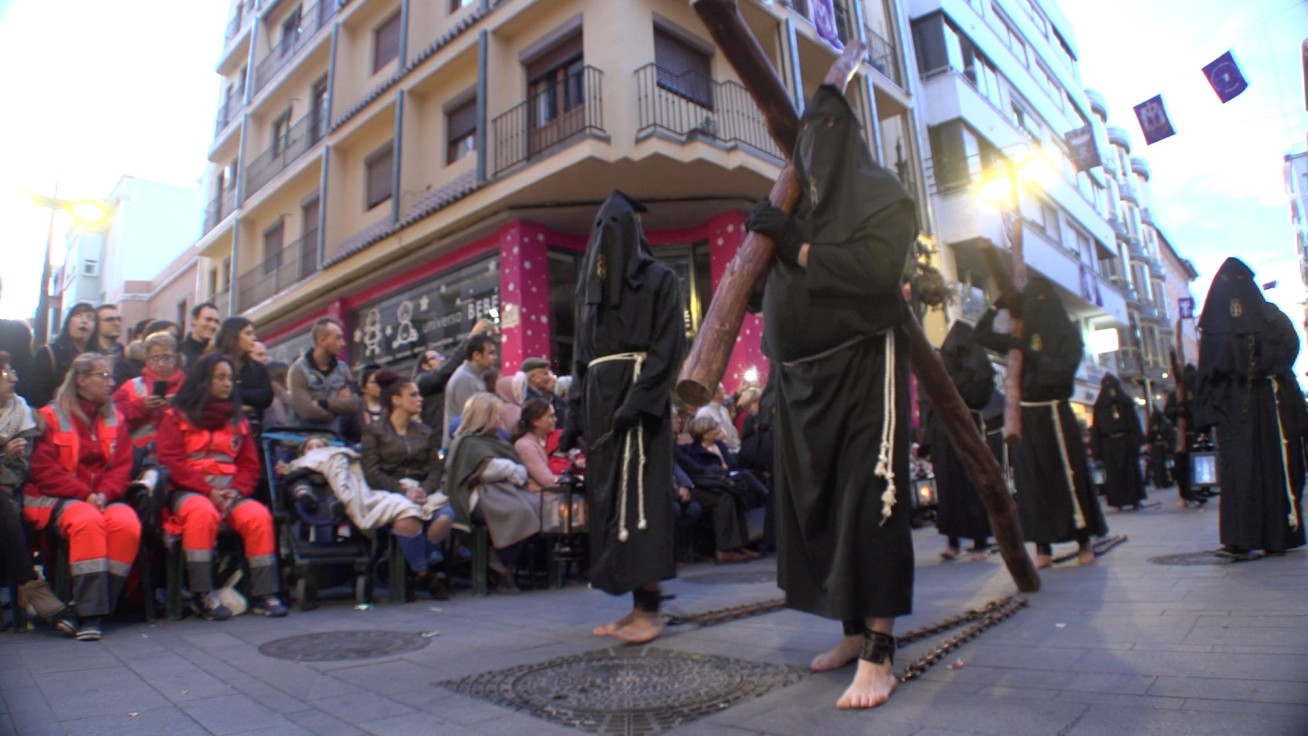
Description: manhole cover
441,646,801,734
681,570,777,585
1149,551,1233,566
258,630,431,662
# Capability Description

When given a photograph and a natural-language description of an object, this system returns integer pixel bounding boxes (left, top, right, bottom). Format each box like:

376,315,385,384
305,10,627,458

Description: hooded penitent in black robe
568,191,685,596
1146,408,1174,489
1164,364,1200,503
976,277,1108,545
1091,374,1146,509
761,85,917,621
926,321,994,544
1192,258,1305,554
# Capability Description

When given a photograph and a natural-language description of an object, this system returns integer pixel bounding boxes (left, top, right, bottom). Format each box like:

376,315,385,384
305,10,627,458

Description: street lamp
24,189,113,346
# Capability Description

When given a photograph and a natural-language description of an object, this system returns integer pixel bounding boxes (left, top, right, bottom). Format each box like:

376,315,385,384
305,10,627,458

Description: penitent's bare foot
1035,553,1052,569
612,611,666,644
836,657,897,709
810,635,860,672
1077,547,1095,565
593,610,638,637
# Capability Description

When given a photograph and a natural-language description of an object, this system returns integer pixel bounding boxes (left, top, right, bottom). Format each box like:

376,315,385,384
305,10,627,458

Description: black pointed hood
794,85,913,245
940,320,995,410
1022,276,1075,347
1198,258,1267,336
578,190,656,309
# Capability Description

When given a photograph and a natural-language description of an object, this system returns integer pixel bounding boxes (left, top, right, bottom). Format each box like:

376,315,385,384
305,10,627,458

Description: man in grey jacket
288,317,360,433
441,333,497,447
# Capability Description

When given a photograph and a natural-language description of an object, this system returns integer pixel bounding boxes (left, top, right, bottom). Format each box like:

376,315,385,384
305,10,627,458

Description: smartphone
153,380,168,397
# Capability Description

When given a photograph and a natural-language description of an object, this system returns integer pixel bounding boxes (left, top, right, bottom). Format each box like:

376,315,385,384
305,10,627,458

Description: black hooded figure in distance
1192,258,1305,555
1091,373,1146,510
925,320,995,550
567,191,684,597
750,84,918,624
975,277,1107,555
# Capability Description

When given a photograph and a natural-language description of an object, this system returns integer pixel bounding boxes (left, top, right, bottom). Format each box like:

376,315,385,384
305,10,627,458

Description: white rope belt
872,331,898,525
1021,399,1087,529
1268,377,1301,530
588,351,648,542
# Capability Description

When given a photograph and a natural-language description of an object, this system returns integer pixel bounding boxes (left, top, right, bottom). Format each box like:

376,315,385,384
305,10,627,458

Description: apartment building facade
194,0,927,388
1287,149,1308,327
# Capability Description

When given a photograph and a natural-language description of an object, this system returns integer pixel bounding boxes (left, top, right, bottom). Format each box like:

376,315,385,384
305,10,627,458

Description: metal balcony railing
215,96,243,137
490,65,604,177
1127,237,1146,260
243,112,325,199
223,2,253,45
634,64,783,161
1119,181,1138,204
252,1,338,95
202,187,239,235
237,230,320,312
864,25,901,86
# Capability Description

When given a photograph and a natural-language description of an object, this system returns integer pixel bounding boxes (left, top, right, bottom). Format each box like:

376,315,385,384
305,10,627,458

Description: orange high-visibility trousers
173,493,278,596
24,501,141,617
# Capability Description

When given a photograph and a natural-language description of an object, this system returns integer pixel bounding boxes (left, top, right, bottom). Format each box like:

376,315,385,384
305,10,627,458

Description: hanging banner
1133,95,1176,145
1202,51,1249,103
811,0,844,52
1064,125,1102,171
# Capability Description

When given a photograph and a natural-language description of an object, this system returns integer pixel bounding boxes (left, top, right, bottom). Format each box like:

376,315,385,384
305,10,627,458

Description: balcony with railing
1119,181,1138,204
1126,236,1147,260
243,112,326,199
237,230,321,312
202,187,238,235
215,95,244,137
634,64,783,161
1107,216,1129,239
252,1,338,95
223,1,254,45
489,65,605,177
864,25,901,86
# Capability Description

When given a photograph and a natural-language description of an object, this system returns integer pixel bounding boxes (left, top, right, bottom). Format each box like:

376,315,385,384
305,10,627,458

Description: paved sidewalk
2,495,1306,735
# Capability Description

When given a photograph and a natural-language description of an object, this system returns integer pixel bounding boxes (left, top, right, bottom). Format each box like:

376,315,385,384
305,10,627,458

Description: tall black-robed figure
747,83,917,709
566,190,684,643
1091,374,1146,510
1192,258,1305,557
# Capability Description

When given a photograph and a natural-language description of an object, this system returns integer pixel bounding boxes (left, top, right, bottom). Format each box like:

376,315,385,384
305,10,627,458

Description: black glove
612,405,642,434
747,198,805,266
557,427,582,453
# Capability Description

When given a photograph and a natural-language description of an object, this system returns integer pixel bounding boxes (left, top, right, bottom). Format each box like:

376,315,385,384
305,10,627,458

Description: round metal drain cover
1149,551,1234,566
443,646,801,734
258,630,431,662
681,570,777,585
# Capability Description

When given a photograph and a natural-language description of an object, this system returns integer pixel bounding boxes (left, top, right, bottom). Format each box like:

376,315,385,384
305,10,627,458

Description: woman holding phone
113,332,186,451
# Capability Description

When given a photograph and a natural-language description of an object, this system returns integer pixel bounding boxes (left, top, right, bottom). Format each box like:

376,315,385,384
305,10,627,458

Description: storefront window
346,256,501,373
549,249,581,374
652,241,712,337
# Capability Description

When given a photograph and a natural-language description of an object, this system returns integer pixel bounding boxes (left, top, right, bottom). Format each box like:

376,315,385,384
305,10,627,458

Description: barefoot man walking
746,84,918,709
565,190,685,644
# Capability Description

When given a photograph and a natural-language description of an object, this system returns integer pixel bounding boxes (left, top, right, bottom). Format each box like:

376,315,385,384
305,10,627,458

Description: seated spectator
25,353,142,641
112,332,185,451
288,318,359,434
442,333,497,447
360,369,454,600
694,382,741,452
27,302,96,409
341,364,384,443
494,371,525,431
674,416,761,564
156,354,287,620
444,393,541,593
250,341,271,364
212,318,273,433
512,398,587,533
113,318,154,386
683,416,769,510
0,351,77,636
264,361,292,428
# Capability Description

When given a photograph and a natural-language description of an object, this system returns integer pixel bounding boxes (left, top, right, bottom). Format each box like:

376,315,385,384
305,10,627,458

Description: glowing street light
23,188,114,345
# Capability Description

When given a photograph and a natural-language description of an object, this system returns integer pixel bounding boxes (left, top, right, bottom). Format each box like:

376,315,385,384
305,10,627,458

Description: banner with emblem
1133,95,1176,145
1202,51,1249,103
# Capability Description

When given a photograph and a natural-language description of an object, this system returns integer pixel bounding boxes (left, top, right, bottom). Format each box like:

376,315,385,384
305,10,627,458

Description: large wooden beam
681,0,1039,592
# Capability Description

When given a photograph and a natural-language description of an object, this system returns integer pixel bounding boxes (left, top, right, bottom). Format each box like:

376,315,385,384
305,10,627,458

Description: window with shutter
654,28,712,109
365,144,394,209
373,11,401,73
263,221,284,275
447,97,477,164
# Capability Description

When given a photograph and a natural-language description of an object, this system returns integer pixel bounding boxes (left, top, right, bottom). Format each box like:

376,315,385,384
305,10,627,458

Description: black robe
1193,258,1305,553
1091,374,1146,508
927,321,994,543
976,277,1108,544
569,191,684,595
1145,409,1174,489
761,85,917,621
1164,364,1200,501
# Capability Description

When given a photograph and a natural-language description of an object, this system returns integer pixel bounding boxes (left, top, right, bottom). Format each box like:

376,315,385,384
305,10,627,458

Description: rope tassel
875,332,897,525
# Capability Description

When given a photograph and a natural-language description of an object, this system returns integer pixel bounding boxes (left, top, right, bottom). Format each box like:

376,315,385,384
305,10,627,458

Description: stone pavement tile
355,711,486,736
445,711,600,736
924,664,1075,691
190,649,364,702
226,677,314,715
1185,625,1308,650
283,708,368,736
180,693,297,735
1075,649,1306,681
32,667,169,722
308,690,417,725
1148,676,1308,704
948,641,1089,670
325,659,461,697
1052,690,1185,710
431,689,552,727
1063,672,1157,694
1178,697,1308,720
1193,613,1304,628
176,630,250,652
2,686,50,717
648,721,758,736
1129,643,1214,653
121,653,239,703
976,685,1060,700
19,641,122,674
94,630,174,660
58,705,209,736
7,703,64,736
1063,703,1307,736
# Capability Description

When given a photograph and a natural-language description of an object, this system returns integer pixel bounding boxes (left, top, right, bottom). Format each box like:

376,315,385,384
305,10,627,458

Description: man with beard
1192,258,1305,559
975,277,1108,570
1090,374,1146,511
745,84,916,709
564,190,683,645
925,321,995,561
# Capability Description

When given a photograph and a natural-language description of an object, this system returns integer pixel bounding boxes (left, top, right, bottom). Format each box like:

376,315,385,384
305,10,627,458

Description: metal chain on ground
664,597,787,627
1051,534,1129,565
893,596,1015,646
896,595,1027,682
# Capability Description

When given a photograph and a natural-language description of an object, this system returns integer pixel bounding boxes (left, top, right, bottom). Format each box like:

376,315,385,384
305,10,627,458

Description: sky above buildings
1,0,1306,382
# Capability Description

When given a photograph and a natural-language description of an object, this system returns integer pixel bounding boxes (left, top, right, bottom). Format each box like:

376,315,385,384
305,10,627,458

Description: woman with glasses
156,354,286,620
211,318,273,434
112,332,186,451
25,353,142,641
